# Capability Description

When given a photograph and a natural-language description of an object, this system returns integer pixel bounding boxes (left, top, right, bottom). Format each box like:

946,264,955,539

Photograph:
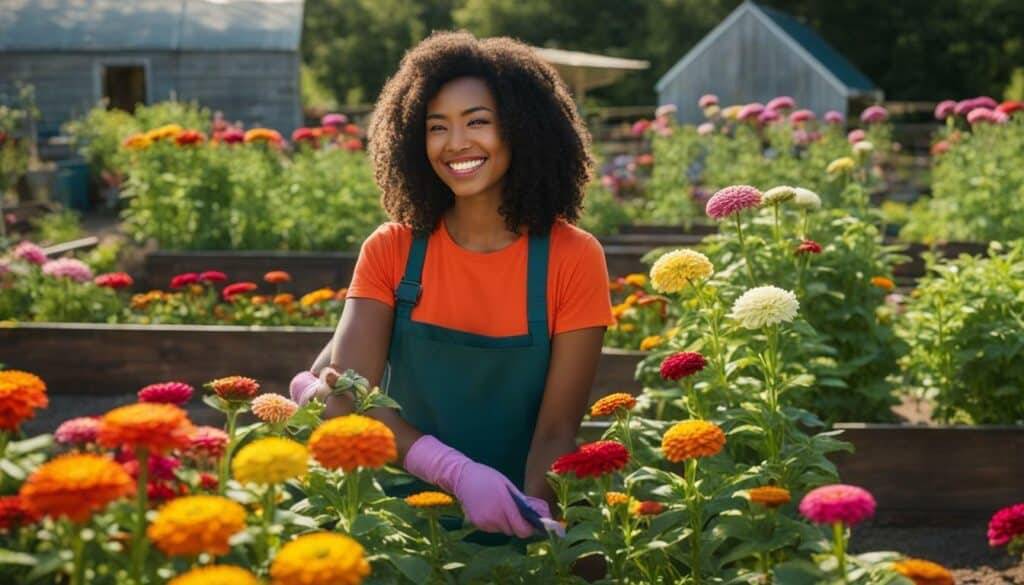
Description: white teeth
449,158,485,172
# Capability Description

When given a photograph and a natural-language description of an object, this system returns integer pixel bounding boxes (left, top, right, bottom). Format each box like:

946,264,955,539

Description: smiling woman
289,31,612,549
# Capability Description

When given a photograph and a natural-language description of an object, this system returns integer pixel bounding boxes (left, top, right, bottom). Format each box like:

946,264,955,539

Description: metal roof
0,0,304,51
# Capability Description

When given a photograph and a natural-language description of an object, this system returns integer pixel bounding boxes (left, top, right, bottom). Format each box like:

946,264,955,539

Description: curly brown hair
368,30,594,236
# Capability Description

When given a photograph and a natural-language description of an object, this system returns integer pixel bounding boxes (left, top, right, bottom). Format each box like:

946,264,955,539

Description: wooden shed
0,0,304,137
655,1,881,124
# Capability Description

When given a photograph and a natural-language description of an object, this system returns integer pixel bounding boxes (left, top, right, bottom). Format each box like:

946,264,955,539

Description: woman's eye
469,119,489,126
428,125,446,132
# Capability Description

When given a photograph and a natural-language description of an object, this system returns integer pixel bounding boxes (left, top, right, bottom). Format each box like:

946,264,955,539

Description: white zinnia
792,187,821,210
762,185,796,205
853,141,874,156
729,286,799,329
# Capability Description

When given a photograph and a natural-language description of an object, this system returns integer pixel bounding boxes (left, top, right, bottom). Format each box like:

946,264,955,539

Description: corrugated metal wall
0,51,301,136
657,10,848,124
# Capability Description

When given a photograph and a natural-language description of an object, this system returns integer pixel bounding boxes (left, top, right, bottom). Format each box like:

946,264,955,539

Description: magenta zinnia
42,258,93,283
799,484,876,526
14,241,46,265
789,109,815,124
199,270,227,283
54,416,101,446
659,352,706,381
706,185,762,220
824,111,844,124
551,441,629,478
186,426,229,460
934,100,956,119
736,103,765,121
138,382,194,405
860,105,888,123
765,96,795,111
987,502,1024,547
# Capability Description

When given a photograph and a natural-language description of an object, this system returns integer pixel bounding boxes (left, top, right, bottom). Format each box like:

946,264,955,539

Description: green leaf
0,548,37,566
389,554,432,584
0,459,26,481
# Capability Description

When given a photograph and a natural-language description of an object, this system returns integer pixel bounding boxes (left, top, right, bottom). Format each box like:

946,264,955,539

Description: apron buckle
395,279,423,305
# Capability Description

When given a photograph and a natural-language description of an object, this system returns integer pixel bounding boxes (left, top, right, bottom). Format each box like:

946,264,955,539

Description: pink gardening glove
289,370,329,405
405,435,546,538
525,496,566,537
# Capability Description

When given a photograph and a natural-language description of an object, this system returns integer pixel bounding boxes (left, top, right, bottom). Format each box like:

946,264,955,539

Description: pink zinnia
655,104,677,119
122,453,181,481
698,94,719,108
199,270,227,283
42,258,93,283
967,107,995,125
187,426,229,460
789,109,815,124
170,273,199,289
218,129,245,144
706,185,762,219
766,96,795,111
794,239,822,255
934,100,956,120
988,503,1024,547
758,109,780,124
799,484,876,526
14,241,47,265
631,119,651,136
954,99,979,116
138,381,194,405
992,110,1009,124
973,96,998,109
824,111,844,124
697,122,714,136
860,105,888,123
737,103,765,121
847,129,866,144
321,113,348,127
94,272,134,289
659,352,707,381
54,416,101,446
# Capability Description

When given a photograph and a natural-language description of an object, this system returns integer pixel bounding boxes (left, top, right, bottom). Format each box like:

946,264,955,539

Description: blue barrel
53,159,91,211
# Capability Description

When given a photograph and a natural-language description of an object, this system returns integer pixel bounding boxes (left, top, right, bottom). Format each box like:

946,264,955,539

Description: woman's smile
445,157,488,177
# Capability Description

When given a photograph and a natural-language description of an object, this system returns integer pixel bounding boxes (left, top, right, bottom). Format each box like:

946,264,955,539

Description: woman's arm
524,326,606,508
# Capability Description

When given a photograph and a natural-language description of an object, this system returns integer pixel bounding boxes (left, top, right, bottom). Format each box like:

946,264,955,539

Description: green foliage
898,241,1024,424
578,181,634,237
902,117,1024,243
28,210,82,246
0,84,37,199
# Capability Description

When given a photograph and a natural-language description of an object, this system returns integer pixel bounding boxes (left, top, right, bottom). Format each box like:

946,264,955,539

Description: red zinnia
206,376,260,401
660,352,707,381
631,500,665,517
0,496,41,532
170,273,200,289
174,130,206,146
138,382,194,405
199,271,228,283
222,282,258,301
988,502,1024,547
794,240,822,255
341,138,363,151
342,123,361,136
551,441,629,478
95,272,134,289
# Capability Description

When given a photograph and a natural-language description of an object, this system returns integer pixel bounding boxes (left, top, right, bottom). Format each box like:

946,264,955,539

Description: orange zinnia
605,492,630,506
661,420,726,463
309,415,397,471
748,486,792,508
0,370,48,431
264,270,292,284
892,558,954,585
590,392,637,417
20,454,134,522
207,375,260,401
98,403,195,454
870,276,895,291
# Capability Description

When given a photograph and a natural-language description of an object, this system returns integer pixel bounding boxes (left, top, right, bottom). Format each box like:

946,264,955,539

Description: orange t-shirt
346,220,614,337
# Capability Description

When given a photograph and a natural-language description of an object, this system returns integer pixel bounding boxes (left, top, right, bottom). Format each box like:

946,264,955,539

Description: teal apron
384,231,552,544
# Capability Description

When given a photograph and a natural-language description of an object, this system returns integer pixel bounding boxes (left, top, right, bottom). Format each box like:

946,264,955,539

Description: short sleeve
345,223,407,308
551,229,614,335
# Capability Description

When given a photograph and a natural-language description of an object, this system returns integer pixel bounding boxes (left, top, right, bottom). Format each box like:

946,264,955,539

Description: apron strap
395,235,427,319
526,234,550,337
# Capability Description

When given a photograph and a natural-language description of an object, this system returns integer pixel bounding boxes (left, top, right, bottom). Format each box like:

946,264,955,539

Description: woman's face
425,77,511,201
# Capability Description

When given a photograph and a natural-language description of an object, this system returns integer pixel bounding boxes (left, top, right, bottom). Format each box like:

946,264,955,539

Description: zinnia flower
630,119,651,135
341,138,363,151
987,502,1024,546
789,109,815,124
590,392,637,417
792,187,821,209
291,127,320,143
169,566,259,585
309,415,397,471
217,129,245,144
274,293,295,307
847,129,866,144
649,249,713,293
623,273,646,287
706,185,762,219
145,124,183,142
186,426,229,460
300,288,335,307
243,128,284,146
19,454,134,522
892,558,954,585
737,103,765,121
824,111,844,124
759,109,780,124
827,157,856,175
405,491,455,508
14,241,46,265
799,484,876,526
233,437,308,484
870,276,895,292
748,486,792,508
967,107,995,125
42,258,93,283
0,496,40,532
934,100,956,120
551,441,629,478
659,352,706,381
251,393,299,423
729,286,799,329
605,492,630,506
270,532,370,585
147,495,247,557
0,370,48,431
199,270,228,283
697,122,714,135
794,239,822,255
721,105,743,120
630,500,664,517
54,416,101,446
322,113,348,127
222,281,258,301
698,94,719,108
997,101,1024,115
98,403,195,454
853,141,874,157
639,335,663,351
264,270,292,284
122,133,151,150
762,185,796,205
170,273,200,289
661,420,725,462
94,272,134,289
174,130,205,146
138,381,194,405
655,104,677,119
207,375,260,401
860,105,888,123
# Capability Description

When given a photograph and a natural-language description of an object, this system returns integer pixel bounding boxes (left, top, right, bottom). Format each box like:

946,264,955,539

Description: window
102,65,147,113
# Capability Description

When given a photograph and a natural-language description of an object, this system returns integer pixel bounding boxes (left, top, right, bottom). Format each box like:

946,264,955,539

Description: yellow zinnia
826,156,856,175
639,335,663,351
605,492,630,506
623,273,647,287
147,495,247,557
232,437,308,484
661,420,726,463
309,415,397,471
649,249,713,293
168,565,259,585
144,124,183,142
270,532,370,585
300,288,335,307
405,491,455,508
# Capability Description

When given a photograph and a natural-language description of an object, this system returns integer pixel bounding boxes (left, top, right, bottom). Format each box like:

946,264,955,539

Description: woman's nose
445,125,470,153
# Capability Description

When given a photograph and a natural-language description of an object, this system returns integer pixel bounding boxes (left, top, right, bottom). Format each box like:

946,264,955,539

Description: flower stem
772,203,782,245
617,409,635,462
735,213,756,285
686,458,702,584
344,468,360,531
70,523,86,585
218,407,239,495
833,522,848,583
261,483,276,566
131,447,149,583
